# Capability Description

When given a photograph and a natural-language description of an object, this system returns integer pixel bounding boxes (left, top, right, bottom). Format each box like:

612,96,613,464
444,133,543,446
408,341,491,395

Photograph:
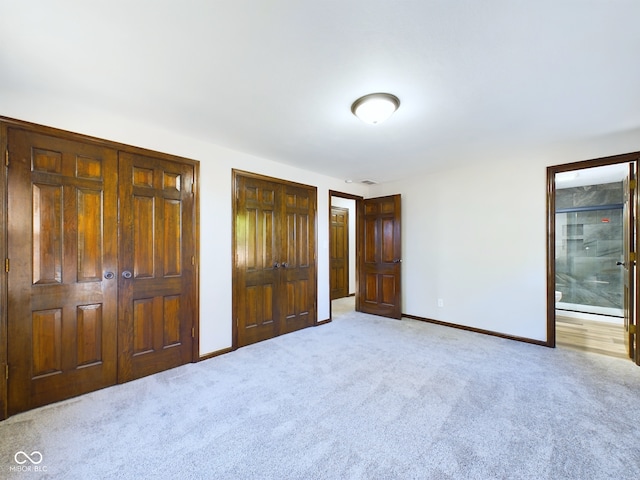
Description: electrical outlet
437,298,444,307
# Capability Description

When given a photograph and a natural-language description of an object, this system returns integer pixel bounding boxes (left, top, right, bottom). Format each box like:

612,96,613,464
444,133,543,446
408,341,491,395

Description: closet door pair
6,126,197,416
234,171,316,347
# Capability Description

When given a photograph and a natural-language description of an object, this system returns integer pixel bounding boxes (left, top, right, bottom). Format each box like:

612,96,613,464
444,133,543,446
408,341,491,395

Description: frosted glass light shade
351,93,400,124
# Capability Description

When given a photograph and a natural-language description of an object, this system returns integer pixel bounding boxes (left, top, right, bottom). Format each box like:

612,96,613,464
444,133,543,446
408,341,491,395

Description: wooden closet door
281,183,316,333
7,129,118,415
235,175,282,347
117,152,196,382
234,171,317,347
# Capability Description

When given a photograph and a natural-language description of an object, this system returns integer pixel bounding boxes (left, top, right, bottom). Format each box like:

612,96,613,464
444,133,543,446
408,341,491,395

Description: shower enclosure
555,183,624,317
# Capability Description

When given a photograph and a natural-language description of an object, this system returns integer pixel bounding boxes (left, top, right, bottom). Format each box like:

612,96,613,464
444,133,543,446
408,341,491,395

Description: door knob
617,261,625,267
274,262,280,269
393,259,402,263
122,270,133,279
281,262,288,268
104,272,115,280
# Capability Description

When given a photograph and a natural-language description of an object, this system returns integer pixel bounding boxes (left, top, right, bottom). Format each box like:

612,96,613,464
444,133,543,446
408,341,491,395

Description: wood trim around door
0,122,9,419
547,150,640,354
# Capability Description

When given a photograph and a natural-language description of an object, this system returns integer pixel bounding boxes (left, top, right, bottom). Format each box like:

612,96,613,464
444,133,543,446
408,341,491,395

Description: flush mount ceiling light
351,93,400,124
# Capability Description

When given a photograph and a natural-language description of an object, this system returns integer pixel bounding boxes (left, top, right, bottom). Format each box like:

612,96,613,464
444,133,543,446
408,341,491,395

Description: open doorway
554,164,627,358
329,191,359,318
547,152,640,364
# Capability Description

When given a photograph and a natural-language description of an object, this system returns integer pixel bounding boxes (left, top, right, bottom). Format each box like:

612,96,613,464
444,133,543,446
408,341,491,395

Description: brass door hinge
5,364,8,380
5,149,8,167
630,324,637,335
191,327,195,338
191,256,195,266
630,252,637,262
631,179,637,190
5,258,8,273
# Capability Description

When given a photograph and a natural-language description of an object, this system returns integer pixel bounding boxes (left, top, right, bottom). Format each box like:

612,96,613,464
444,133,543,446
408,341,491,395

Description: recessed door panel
134,195,155,278
32,184,63,284
31,309,63,377
76,304,103,366
77,189,103,282
164,199,182,276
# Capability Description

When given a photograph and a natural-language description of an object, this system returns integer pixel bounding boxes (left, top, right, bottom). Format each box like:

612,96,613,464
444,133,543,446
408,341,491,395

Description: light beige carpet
1,303,640,479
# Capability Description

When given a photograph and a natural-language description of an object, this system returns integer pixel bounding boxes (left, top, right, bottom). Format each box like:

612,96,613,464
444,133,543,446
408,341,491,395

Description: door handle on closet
104,272,115,280
122,270,133,279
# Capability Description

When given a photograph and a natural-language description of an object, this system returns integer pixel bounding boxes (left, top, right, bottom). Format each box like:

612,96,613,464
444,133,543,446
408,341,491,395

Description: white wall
370,131,640,342
330,196,356,295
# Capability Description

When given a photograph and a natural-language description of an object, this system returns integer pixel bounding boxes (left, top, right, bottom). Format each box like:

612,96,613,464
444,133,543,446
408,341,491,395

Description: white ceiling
2,1,640,184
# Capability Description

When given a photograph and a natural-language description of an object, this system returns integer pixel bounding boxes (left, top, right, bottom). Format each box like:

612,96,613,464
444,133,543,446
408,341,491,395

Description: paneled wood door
281,183,316,334
7,129,119,415
4,121,199,417
235,175,281,346
357,195,402,319
234,171,316,347
117,152,196,382
330,206,349,299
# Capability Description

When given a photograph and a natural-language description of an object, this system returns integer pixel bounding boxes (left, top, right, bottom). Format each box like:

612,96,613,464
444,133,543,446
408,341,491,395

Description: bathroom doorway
547,153,640,364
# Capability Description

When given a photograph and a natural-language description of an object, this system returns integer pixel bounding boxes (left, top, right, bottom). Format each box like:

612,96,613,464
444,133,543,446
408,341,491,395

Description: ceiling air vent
360,179,377,185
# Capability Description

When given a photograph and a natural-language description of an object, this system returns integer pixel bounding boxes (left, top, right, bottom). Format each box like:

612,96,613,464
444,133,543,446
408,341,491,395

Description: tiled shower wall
556,182,623,312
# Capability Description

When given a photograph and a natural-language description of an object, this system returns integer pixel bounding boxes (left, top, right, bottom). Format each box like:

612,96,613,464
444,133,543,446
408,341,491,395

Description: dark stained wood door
357,194,402,319
117,152,196,382
281,183,316,333
330,206,349,300
622,164,637,361
7,129,118,415
234,171,316,347
235,175,281,346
